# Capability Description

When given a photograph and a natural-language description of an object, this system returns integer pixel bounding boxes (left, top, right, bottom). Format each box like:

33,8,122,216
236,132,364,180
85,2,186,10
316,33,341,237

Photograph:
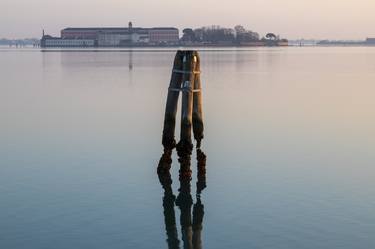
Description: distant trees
179,25,286,46
193,26,235,43
181,25,262,44
234,25,259,44
181,28,196,42
265,33,277,40
234,25,246,35
261,33,287,46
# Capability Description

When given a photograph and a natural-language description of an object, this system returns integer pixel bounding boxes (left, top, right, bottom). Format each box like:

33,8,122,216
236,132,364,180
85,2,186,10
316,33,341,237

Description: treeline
181,25,287,45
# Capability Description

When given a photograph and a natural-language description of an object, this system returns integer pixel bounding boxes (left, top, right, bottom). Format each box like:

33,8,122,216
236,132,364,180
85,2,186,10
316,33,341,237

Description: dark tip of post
178,155,192,180
196,149,207,194
157,150,173,175
197,149,206,170
162,137,176,151
158,171,173,190
176,140,193,158
196,140,202,149
176,178,193,207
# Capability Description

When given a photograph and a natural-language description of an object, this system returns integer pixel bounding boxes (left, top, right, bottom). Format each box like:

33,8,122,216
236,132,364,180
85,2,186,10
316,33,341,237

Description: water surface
1,47,375,248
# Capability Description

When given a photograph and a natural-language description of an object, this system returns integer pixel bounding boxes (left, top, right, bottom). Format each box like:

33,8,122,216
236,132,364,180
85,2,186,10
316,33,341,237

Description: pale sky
1,0,375,40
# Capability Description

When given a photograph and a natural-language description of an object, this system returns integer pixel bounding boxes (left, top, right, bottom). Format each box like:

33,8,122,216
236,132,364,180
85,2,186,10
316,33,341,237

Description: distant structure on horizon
317,37,375,46
41,22,179,47
40,22,288,48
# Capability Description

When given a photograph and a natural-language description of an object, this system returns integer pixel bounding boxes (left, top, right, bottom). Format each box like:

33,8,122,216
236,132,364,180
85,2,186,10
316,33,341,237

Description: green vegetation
181,25,286,46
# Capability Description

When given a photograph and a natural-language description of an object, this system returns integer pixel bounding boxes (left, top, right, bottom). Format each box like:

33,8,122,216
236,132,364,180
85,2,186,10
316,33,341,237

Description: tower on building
128,22,133,32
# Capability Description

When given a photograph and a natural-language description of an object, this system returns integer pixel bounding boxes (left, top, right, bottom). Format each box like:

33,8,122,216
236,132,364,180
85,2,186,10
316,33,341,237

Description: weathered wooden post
176,51,197,157
162,51,184,151
159,50,204,176
192,52,204,149
162,50,204,153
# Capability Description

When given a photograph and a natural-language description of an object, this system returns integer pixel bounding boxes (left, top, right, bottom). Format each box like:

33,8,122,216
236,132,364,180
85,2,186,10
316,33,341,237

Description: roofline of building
42,35,96,40
62,27,178,31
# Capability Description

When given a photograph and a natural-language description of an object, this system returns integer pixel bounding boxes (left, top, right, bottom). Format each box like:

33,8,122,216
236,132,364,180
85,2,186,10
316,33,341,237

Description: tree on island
265,33,277,40
193,26,235,44
234,25,260,44
261,33,286,46
179,25,284,45
181,28,196,42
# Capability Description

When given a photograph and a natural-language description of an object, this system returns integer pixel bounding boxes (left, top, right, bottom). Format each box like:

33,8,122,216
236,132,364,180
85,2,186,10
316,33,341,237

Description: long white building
41,22,179,47
41,36,96,47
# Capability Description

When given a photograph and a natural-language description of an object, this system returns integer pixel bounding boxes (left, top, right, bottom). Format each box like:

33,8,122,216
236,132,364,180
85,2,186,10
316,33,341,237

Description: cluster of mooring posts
158,50,205,180
157,50,207,249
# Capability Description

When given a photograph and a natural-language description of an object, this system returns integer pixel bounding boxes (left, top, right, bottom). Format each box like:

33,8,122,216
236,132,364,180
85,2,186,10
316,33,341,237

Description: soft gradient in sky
1,0,375,39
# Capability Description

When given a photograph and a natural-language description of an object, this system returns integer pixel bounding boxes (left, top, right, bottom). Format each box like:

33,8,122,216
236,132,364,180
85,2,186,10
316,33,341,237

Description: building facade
97,28,150,47
43,24,180,47
41,35,95,47
61,29,98,39
149,28,179,44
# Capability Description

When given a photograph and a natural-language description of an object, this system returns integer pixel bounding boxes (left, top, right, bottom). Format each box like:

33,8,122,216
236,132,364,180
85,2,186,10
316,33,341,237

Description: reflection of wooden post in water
176,179,193,249
162,50,204,156
159,173,180,249
158,152,206,249
159,51,206,245
128,50,133,71
192,196,204,249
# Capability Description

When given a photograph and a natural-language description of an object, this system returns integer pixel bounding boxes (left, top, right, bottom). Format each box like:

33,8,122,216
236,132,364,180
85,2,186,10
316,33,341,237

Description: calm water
1,47,375,249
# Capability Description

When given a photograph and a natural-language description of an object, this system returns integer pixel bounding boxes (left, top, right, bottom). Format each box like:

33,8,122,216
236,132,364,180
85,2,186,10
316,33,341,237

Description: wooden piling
192,52,204,149
162,51,184,150
176,51,196,157
162,50,204,167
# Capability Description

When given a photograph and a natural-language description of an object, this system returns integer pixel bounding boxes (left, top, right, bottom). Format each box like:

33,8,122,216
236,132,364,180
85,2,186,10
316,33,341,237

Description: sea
1,47,374,249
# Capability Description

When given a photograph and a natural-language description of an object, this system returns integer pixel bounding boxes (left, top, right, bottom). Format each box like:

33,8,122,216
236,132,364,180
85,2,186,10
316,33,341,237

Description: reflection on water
158,149,207,249
129,50,133,71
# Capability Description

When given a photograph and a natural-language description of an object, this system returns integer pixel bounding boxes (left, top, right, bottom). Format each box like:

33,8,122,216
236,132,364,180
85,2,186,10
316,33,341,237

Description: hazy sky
1,0,375,39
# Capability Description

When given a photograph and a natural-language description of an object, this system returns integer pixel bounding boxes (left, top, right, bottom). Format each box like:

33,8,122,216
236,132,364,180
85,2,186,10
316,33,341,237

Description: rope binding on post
172,69,201,75
168,87,201,92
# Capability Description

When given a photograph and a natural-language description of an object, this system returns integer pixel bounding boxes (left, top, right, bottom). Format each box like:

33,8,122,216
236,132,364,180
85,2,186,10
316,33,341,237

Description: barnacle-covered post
160,50,204,173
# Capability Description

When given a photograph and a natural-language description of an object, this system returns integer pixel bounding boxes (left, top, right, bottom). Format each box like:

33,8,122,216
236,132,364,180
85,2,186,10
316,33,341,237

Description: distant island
40,22,288,48
3,28,375,48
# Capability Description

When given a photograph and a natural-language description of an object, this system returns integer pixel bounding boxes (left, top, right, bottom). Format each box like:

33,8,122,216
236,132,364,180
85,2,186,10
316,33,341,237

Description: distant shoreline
3,45,375,53
39,42,289,49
